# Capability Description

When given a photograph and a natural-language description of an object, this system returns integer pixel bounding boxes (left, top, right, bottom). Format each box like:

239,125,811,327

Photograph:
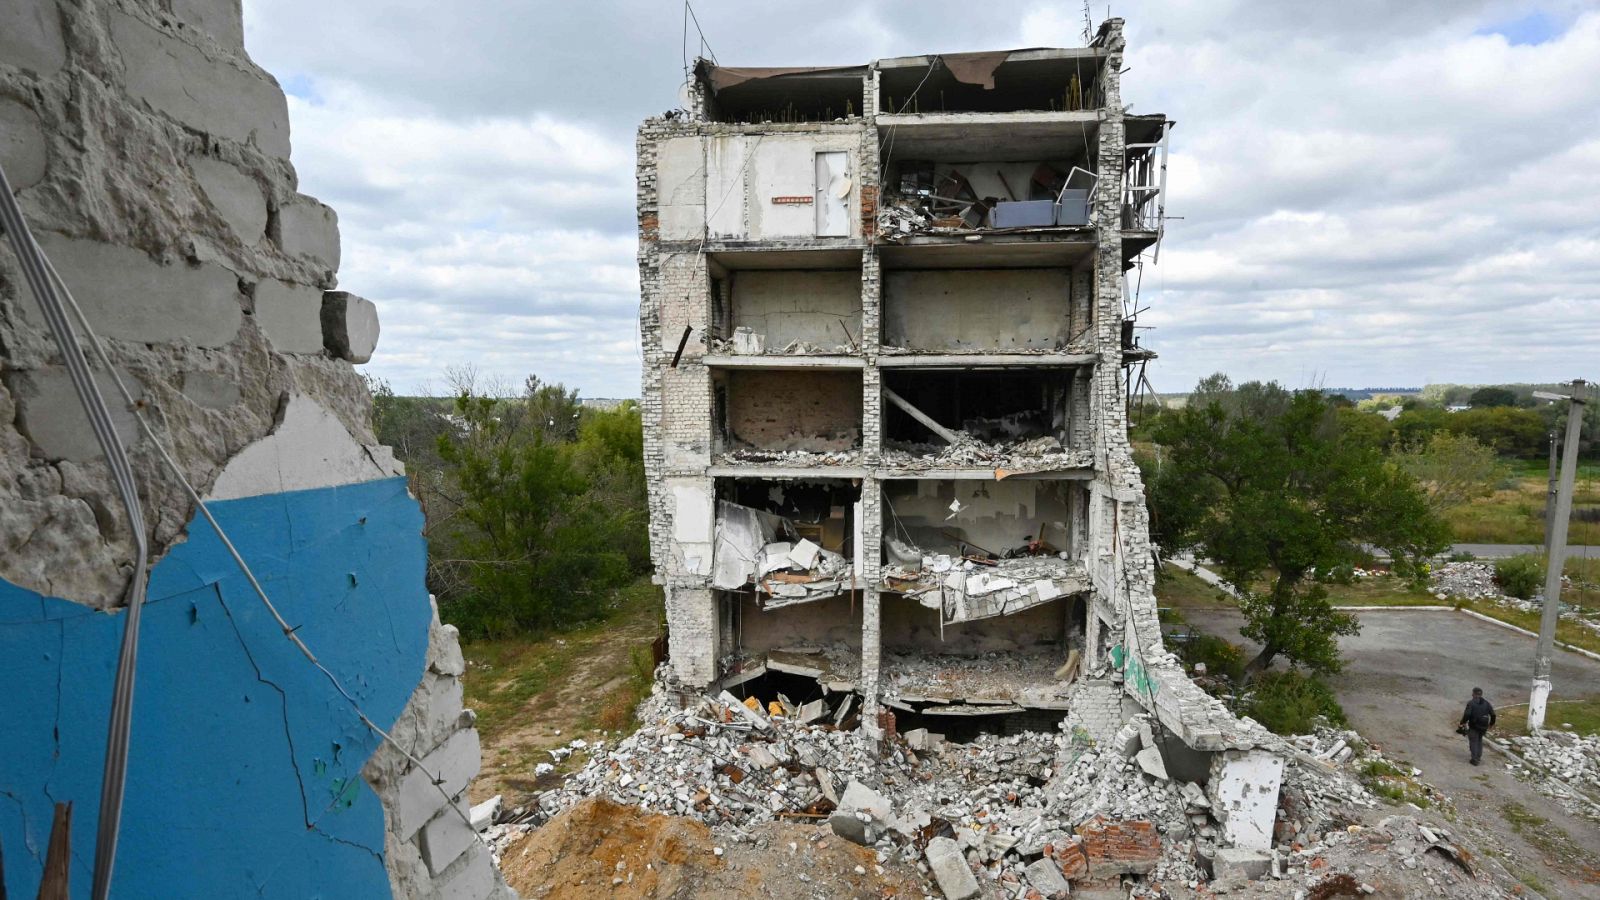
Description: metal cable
39,249,483,838
0,162,150,900
39,232,480,839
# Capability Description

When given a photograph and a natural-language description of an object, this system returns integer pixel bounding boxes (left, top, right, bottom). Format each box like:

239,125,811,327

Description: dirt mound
499,797,925,899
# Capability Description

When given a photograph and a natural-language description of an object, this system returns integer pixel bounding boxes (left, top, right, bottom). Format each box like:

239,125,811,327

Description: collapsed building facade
0,2,509,897
639,20,1261,767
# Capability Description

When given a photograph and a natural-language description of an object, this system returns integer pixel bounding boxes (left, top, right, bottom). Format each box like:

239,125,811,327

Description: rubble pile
1429,562,1502,602
493,679,1527,898
882,435,1093,474
883,552,1089,626
1431,562,1600,637
1505,730,1600,822
717,447,861,468
711,327,854,356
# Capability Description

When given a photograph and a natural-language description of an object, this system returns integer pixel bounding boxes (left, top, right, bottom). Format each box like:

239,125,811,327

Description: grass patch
1320,576,1441,607
1445,474,1600,545
1457,599,1600,657
1156,566,1236,609
1494,696,1600,737
460,577,662,745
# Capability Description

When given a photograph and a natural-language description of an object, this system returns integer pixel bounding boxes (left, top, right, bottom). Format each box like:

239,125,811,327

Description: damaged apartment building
639,19,1262,764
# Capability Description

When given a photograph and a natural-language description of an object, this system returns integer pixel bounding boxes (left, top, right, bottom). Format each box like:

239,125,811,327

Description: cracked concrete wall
729,269,861,348
0,2,507,897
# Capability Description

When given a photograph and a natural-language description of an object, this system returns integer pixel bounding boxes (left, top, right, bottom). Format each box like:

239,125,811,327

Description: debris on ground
1504,730,1600,823
491,796,927,899
483,679,1528,898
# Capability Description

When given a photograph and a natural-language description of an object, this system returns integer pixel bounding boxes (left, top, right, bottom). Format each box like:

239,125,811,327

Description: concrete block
109,9,289,157
321,291,379,363
191,155,266,242
31,232,243,347
468,795,500,832
171,0,244,49
1134,745,1169,781
435,840,497,900
253,279,326,353
924,836,981,900
419,796,476,876
0,98,49,191
277,195,340,271
207,394,404,500
6,366,142,462
0,0,67,76
180,370,241,409
394,727,481,841
1207,749,1285,852
1024,858,1071,897
1214,848,1272,882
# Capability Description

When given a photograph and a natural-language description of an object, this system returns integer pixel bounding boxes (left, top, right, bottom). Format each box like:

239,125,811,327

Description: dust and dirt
469,608,661,808
498,797,926,899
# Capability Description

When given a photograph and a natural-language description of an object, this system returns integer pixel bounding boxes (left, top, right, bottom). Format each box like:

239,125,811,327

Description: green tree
435,381,637,636
1391,432,1506,514
1149,375,1450,673
1468,386,1518,408
1446,406,1546,457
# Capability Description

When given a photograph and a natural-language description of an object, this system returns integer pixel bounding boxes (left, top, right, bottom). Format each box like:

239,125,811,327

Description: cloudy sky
245,0,1600,399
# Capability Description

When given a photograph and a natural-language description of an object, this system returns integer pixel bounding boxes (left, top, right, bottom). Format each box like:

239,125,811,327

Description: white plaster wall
703,133,859,240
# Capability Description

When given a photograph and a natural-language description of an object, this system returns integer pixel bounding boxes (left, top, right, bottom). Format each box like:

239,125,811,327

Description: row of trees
369,371,649,638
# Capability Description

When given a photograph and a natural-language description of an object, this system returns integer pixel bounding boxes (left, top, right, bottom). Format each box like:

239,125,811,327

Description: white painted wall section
1206,749,1285,851
207,394,403,500
669,478,716,575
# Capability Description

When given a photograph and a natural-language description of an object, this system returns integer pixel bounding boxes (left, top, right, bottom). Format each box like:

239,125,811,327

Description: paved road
1185,607,1600,897
1452,543,1600,559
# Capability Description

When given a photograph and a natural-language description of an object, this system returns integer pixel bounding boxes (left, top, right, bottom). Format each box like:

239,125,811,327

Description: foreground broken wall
0,2,508,897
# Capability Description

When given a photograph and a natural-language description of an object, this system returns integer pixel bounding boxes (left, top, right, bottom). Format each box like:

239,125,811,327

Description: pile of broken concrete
479,679,1526,898
1505,729,1600,822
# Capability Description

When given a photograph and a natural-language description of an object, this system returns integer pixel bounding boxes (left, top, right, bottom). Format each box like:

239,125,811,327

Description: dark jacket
1461,697,1496,732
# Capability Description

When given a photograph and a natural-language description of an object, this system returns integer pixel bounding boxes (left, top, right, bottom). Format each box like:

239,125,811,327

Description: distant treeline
1146,382,1597,460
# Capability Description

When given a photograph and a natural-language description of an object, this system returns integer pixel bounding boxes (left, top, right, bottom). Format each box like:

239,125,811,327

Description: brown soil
499,798,928,899
470,610,660,807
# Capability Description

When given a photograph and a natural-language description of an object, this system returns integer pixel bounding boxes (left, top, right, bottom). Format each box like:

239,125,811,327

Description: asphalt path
1185,607,1600,897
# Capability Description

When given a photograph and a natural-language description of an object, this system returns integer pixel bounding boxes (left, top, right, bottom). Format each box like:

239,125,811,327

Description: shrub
1184,633,1246,682
1242,670,1347,735
1495,555,1544,600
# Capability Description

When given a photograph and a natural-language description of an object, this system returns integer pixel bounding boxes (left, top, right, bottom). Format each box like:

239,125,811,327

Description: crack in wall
211,582,314,831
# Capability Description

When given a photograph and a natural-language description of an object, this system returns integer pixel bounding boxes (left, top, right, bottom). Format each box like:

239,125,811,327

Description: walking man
1460,687,1496,766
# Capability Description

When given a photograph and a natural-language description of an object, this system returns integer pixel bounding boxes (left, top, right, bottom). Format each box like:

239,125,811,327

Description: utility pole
1529,380,1587,730
1544,429,1559,559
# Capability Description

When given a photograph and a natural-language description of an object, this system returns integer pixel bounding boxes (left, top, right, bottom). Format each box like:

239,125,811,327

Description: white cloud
248,0,1600,397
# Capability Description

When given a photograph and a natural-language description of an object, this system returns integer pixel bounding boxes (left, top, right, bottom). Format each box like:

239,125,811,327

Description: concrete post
1529,380,1587,730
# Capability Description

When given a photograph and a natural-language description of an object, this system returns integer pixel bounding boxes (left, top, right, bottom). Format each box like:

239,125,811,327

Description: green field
1446,472,1600,545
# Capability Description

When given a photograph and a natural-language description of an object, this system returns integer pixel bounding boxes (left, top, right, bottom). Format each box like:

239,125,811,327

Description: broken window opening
694,61,867,124
712,479,862,609
880,479,1089,625
708,269,863,356
876,53,1104,116
876,158,1097,239
881,370,1089,472
712,369,863,464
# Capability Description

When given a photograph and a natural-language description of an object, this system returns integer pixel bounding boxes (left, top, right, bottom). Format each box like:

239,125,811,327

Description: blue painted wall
0,476,429,899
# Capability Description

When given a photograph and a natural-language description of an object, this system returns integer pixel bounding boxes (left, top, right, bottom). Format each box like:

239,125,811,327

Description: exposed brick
1077,817,1160,877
